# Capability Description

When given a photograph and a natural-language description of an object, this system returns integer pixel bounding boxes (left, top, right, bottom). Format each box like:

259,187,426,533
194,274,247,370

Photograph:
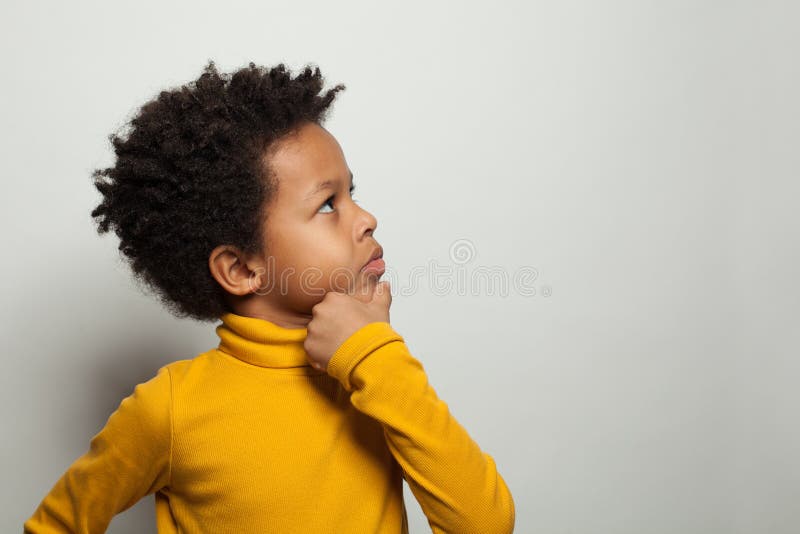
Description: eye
318,195,336,214
317,185,357,214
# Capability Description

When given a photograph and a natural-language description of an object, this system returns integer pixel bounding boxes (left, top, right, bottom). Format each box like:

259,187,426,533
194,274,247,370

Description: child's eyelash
321,185,357,211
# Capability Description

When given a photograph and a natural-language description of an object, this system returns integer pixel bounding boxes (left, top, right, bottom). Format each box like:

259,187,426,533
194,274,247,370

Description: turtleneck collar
216,312,325,375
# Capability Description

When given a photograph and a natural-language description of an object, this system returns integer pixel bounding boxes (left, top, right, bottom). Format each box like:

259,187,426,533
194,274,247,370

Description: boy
24,61,515,533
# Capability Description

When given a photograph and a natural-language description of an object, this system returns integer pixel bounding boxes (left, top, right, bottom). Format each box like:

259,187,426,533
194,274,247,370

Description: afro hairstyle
90,60,346,322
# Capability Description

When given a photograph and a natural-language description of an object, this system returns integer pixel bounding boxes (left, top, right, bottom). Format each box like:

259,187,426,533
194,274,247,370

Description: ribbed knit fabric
24,313,515,533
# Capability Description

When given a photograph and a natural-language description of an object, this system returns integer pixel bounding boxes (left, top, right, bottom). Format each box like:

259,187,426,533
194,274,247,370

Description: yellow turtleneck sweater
24,313,515,533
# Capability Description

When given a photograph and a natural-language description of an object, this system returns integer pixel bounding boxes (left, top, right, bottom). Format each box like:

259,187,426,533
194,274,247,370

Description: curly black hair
90,60,346,322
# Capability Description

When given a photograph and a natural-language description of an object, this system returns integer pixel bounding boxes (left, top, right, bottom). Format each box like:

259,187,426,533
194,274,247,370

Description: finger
371,280,392,307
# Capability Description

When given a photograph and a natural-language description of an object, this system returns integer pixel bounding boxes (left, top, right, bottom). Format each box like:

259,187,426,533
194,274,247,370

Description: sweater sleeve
23,364,173,534
326,322,515,534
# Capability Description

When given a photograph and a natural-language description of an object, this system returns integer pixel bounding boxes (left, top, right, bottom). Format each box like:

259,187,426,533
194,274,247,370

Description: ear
208,245,262,296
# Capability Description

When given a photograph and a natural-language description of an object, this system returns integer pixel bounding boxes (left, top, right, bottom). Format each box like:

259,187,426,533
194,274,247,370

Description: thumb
371,280,392,308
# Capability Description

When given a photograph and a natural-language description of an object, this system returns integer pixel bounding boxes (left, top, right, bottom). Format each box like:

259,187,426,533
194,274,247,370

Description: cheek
303,247,358,292
268,220,355,283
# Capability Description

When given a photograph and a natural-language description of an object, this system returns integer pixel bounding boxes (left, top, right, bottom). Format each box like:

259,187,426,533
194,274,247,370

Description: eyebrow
304,170,355,201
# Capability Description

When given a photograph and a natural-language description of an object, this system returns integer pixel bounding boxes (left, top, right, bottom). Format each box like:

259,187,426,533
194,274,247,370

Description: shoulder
125,356,197,406
152,350,221,392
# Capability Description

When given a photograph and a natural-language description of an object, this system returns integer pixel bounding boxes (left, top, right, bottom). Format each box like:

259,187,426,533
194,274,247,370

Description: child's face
222,121,383,327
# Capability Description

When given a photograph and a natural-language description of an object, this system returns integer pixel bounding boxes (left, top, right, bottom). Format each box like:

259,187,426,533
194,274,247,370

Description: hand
304,280,392,372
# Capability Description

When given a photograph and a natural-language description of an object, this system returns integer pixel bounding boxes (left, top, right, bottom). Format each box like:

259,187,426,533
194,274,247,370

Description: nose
354,203,378,240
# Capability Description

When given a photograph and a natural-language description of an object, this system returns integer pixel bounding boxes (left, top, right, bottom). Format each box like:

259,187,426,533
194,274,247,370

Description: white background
2,1,798,533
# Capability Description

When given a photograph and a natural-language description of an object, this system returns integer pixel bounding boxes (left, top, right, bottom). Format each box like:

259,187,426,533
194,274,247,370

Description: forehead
265,123,349,205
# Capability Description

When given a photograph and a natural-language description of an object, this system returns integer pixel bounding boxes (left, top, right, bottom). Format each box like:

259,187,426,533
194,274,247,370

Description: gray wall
3,1,798,532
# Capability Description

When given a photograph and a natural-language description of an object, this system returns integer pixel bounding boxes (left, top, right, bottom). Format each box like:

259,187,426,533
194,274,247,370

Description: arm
327,322,515,534
24,365,173,534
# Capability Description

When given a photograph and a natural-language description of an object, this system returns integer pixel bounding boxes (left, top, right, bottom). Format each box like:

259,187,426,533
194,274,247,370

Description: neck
227,296,314,329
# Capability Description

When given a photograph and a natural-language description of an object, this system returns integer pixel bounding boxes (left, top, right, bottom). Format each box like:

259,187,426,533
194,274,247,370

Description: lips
361,246,385,274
